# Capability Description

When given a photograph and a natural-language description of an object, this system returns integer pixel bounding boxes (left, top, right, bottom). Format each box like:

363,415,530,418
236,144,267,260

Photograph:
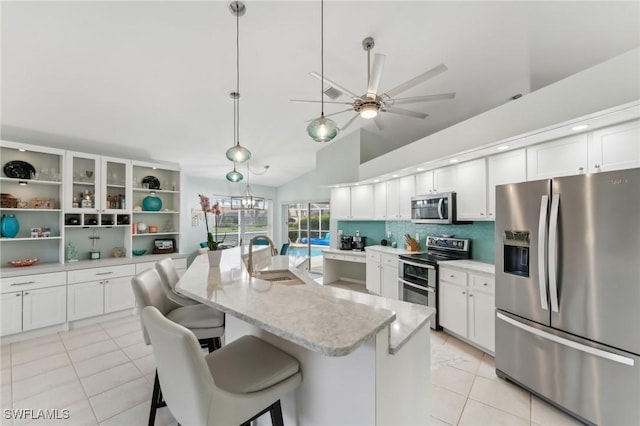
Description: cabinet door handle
95,272,114,276
462,291,466,295
483,283,488,286
16,293,21,297
469,294,474,297
11,281,36,286
24,292,29,295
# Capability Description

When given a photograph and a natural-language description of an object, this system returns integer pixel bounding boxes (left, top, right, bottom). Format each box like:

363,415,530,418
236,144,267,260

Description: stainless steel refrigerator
495,167,640,426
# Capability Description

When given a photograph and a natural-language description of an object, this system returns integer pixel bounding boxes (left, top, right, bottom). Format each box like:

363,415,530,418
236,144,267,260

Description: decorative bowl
8,258,39,267
142,194,163,211
132,249,147,256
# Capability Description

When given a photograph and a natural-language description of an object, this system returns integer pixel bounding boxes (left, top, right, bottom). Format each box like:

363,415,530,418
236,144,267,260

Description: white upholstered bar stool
155,257,199,306
142,306,302,426
131,268,225,425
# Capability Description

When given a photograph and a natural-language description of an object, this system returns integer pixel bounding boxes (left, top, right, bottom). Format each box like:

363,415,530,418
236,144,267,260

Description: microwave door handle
538,195,549,311
438,198,444,219
548,193,560,312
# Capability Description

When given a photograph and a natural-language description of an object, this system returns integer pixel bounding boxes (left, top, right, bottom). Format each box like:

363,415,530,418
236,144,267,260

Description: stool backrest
131,268,181,344
156,257,180,290
142,306,214,426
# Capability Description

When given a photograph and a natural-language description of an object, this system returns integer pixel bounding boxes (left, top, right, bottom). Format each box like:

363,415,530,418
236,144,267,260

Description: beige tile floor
0,314,584,425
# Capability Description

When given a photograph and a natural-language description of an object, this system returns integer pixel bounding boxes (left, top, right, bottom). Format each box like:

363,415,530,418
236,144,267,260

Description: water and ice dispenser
503,230,530,277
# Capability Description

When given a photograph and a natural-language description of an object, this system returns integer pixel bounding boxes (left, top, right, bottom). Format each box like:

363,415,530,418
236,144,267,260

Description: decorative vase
207,250,222,267
142,194,163,211
1,214,20,238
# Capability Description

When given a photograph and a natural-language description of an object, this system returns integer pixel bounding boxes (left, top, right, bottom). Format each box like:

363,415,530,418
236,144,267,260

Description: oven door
400,279,437,329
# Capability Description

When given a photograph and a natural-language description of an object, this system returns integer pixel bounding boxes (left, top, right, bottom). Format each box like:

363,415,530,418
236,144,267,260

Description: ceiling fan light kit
295,35,456,132
225,1,251,181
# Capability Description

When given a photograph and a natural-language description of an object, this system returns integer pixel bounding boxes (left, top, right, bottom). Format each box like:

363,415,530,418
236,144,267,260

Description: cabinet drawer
324,253,344,261
470,274,495,294
343,254,366,264
439,267,467,286
1,271,66,293
135,262,157,274
366,251,380,262
381,254,397,267
68,264,136,284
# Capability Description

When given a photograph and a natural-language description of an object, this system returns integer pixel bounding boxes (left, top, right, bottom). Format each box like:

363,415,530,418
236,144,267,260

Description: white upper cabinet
65,151,102,213
350,185,374,219
330,185,375,220
373,182,387,219
415,167,456,195
456,158,488,221
487,148,527,218
526,134,589,180
386,176,415,220
588,120,640,172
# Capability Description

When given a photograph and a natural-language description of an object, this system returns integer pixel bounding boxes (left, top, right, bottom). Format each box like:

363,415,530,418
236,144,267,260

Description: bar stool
142,306,302,426
155,257,199,306
131,268,225,425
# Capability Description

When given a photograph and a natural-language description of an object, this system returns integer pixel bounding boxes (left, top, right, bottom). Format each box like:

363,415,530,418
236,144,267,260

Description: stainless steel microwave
411,192,468,224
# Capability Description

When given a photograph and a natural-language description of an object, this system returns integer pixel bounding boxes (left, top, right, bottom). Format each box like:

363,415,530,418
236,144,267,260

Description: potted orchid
198,194,226,266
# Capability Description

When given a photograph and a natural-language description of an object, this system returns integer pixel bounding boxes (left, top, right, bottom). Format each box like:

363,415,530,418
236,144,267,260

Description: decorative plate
8,258,39,267
4,161,36,179
142,176,160,190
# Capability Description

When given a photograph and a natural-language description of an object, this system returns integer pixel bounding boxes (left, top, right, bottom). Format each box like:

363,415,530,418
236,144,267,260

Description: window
208,196,272,248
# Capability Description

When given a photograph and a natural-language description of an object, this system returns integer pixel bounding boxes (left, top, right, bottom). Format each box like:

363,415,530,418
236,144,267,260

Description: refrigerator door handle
548,193,560,312
538,195,549,311
497,313,635,366
437,198,444,219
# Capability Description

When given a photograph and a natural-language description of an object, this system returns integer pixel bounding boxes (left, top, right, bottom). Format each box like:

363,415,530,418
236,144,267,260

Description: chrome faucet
247,235,278,275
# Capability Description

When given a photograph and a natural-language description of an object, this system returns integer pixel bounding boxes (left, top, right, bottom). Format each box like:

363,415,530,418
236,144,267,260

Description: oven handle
399,278,434,293
398,260,435,270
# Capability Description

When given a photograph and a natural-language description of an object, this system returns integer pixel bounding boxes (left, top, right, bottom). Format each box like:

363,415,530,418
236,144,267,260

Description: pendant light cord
236,6,241,146
320,0,324,117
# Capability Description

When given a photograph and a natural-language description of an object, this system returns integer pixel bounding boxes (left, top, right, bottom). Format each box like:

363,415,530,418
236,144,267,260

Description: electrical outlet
387,231,392,239
416,232,420,242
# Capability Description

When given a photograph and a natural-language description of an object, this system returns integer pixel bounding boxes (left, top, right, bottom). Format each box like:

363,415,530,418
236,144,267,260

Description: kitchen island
175,248,435,425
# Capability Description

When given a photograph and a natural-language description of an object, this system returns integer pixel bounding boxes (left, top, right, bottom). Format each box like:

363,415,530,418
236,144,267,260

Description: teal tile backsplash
338,220,495,264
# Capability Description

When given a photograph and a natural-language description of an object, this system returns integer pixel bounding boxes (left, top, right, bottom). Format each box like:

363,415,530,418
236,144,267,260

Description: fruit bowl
8,258,39,267
132,249,147,256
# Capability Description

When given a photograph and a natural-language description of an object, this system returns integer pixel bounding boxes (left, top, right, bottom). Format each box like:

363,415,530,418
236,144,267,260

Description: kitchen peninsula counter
175,248,434,425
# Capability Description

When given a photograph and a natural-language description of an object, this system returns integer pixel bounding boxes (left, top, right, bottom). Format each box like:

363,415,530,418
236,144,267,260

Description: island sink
253,270,304,285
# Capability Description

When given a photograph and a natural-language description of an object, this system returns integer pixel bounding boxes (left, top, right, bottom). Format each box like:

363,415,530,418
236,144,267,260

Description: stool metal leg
269,400,284,426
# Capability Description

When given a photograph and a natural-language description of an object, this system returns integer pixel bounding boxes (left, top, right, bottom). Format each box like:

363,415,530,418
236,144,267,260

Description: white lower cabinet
439,266,495,353
365,250,399,299
67,264,136,321
0,272,68,336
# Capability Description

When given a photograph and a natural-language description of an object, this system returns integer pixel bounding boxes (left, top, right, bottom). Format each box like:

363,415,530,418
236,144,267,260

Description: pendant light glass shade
307,0,338,143
226,164,244,182
226,143,251,163
307,114,339,143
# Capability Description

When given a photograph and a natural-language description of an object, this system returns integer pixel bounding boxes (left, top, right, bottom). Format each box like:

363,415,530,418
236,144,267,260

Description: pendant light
231,163,266,210
225,1,251,163
226,91,244,182
307,0,339,143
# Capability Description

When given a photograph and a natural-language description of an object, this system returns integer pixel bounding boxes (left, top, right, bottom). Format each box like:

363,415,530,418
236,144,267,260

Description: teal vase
1,215,20,238
142,194,163,211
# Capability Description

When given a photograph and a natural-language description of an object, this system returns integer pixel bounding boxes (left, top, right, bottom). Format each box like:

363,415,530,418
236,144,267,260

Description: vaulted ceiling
2,1,639,186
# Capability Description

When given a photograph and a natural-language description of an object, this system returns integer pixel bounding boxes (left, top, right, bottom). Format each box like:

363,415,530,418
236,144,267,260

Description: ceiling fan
293,37,456,131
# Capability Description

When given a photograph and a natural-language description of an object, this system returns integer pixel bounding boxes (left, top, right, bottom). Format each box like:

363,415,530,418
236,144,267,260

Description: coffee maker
339,236,353,250
352,235,366,251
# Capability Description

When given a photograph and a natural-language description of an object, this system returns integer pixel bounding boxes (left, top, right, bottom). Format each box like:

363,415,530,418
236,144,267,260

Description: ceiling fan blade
384,107,428,119
373,116,384,130
367,53,386,96
304,109,353,122
291,99,353,105
391,92,456,105
309,72,360,99
383,64,448,98
341,114,359,131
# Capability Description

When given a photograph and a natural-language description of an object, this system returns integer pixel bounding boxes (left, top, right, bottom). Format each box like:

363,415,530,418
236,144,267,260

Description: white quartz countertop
0,253,188,278
365,245,424,256
439,259,495,275
176,249,434,357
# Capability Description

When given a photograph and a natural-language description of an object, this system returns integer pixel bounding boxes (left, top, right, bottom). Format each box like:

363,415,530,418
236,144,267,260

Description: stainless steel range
398,236,471,329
